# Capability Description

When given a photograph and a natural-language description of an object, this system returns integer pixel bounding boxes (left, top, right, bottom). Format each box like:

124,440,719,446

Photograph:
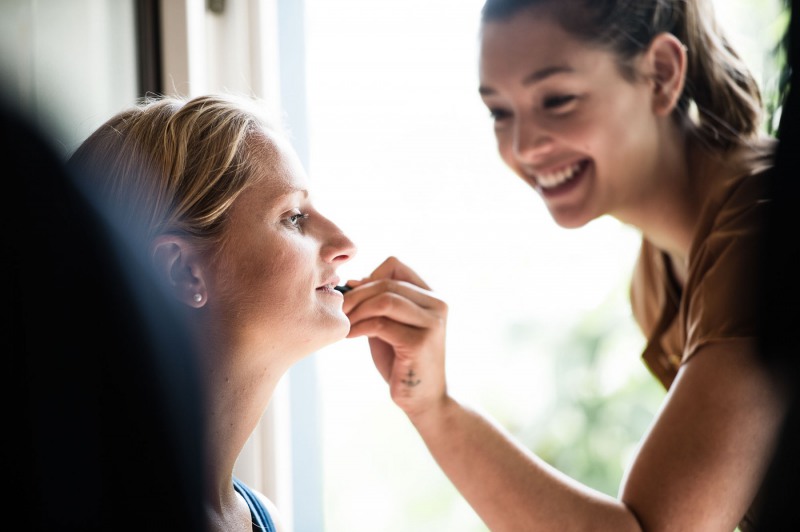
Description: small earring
193,293,203,303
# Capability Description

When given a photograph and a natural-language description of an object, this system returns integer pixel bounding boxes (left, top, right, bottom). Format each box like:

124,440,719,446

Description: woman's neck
617,127,719,268
196,331,289,519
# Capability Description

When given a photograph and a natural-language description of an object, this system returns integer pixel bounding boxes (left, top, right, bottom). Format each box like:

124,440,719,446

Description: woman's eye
488,108,511,122
543,94,577,110
286,211,309,228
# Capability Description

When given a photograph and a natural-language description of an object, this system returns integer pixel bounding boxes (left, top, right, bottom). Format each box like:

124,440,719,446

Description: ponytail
676,0,763,149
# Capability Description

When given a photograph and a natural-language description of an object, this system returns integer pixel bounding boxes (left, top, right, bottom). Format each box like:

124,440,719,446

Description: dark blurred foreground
3,93,208,531
756,0,800,529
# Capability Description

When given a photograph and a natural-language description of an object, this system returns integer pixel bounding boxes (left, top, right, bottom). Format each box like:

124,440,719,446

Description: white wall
0,0,138,157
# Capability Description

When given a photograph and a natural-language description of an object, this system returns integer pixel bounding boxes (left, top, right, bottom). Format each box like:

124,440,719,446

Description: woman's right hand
342,256,449,420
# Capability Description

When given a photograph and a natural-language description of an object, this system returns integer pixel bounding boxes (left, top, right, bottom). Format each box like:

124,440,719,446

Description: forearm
409,395,642,532
346,258,785,531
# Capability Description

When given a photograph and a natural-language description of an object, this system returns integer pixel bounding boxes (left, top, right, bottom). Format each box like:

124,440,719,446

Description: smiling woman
479,13,677,231
304,0,786,531
305,1,657,529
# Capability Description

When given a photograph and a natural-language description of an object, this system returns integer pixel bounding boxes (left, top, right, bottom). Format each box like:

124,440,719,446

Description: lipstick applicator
334,285,352,294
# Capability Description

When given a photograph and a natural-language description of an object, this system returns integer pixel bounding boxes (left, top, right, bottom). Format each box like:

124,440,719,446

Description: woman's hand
342,256,448,419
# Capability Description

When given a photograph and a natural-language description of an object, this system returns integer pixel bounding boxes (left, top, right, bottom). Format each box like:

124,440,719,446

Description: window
0,0,138,158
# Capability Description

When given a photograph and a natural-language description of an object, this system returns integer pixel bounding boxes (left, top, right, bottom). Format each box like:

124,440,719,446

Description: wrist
407,392,456,434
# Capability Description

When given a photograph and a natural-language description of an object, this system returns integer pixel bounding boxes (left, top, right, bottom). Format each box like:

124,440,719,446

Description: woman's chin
548,206,596,229
312,316,351,350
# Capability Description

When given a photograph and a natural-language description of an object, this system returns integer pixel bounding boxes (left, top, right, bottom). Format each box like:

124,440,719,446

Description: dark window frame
136,0,162,96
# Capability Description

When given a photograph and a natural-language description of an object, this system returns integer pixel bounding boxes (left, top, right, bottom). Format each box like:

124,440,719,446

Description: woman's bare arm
344,257,787,531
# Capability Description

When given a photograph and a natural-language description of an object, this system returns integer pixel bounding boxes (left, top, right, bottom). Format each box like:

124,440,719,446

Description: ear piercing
193,293,203,303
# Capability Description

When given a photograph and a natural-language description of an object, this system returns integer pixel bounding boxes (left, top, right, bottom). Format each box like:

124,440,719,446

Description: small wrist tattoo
401,368,421,387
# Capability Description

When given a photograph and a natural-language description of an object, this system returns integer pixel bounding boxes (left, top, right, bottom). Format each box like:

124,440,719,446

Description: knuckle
375,316,390,331
375,292,398,313
375,278,393,292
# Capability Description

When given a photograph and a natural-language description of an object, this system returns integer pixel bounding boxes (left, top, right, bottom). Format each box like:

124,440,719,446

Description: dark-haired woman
341,1,786,530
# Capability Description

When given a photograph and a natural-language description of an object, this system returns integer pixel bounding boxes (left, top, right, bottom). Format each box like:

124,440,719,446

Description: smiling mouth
534,160,589,190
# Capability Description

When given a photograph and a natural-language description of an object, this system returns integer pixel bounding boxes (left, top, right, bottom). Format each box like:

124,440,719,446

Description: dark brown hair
481,0,764,151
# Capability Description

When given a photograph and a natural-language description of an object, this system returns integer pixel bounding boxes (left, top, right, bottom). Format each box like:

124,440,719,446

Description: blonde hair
69,94,282,251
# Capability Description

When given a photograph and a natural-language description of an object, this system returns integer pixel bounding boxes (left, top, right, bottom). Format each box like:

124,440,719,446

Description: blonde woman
69,94,356,532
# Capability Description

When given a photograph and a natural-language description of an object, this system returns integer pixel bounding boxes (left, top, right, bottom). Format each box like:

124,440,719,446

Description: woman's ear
645,32,687,117
151,235,208,308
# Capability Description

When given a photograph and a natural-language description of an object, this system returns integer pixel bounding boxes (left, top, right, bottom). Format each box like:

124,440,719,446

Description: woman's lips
537,159,590,198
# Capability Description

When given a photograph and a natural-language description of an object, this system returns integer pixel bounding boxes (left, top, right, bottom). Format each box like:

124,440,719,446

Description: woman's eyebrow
479,65,575,96
275,186,309,199
523,65,574,85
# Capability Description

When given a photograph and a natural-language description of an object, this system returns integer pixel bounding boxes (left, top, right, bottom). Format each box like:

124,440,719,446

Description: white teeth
534,162,582,189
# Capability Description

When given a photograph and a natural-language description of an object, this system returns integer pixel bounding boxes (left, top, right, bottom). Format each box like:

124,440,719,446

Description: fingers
343,276,447,371
347,315,439,354
366,256,431,289
341,256,430,297
341,257,449,418
343,279,446,325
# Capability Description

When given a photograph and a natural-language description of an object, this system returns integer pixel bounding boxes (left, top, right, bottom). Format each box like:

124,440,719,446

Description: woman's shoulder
702,138,775,225
252,490,286,532
729,136,777,179
232,478,284,532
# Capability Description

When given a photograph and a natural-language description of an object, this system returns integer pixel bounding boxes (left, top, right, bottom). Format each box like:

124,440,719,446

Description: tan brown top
630,165,771,389
629,157,773,531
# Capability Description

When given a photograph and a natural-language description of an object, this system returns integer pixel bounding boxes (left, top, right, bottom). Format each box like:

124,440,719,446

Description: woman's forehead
247,140,309,200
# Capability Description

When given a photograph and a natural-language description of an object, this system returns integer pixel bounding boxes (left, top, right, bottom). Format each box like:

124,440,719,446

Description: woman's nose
321,220,357,264
513,118,554,163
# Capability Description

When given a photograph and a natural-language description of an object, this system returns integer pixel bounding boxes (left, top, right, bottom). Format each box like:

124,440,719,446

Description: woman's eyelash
487,95,577,120
287,213,309,227
488,108,511,121
543,95,577,108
